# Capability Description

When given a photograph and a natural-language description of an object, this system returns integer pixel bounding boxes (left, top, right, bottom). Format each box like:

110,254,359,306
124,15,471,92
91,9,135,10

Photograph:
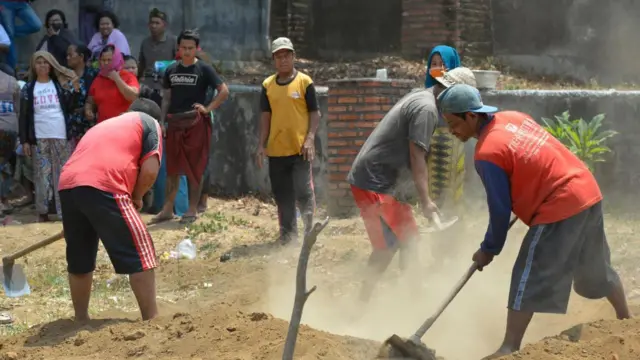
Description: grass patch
187,211,252,238
199,241,220,254
28,262,69,298
0,321,30,336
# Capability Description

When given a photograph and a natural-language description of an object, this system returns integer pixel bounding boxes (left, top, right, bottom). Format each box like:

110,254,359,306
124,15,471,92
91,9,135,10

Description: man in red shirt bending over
438,84,632,359
58,98,163,322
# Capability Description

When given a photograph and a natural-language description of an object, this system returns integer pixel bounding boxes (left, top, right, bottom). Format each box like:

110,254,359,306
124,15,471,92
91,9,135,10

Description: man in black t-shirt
150,29,229,225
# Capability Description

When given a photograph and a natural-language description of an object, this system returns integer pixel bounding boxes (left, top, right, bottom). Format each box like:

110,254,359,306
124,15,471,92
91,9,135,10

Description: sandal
0,312,14,325
179,215,197,224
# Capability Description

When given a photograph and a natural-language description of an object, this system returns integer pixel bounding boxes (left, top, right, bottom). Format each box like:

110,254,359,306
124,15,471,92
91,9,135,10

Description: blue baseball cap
437,84,498,114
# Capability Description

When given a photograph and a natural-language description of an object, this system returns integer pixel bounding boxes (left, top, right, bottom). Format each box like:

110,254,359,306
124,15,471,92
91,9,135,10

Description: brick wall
401,0,493,59
326,78,416,217
458,0,493,58
401,0,459,59
269,0,310,56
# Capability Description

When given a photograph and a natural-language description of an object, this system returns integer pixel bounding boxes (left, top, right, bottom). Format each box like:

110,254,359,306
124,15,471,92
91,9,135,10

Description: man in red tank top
438,84,632,359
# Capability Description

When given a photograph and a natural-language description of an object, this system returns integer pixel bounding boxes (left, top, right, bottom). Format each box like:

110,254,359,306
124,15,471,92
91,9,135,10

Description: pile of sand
498,318,640,360
0,303,379,360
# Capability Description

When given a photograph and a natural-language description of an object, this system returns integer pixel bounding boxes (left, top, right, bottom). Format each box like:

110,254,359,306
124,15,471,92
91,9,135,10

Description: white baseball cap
434,67,477,88
271,37,295,53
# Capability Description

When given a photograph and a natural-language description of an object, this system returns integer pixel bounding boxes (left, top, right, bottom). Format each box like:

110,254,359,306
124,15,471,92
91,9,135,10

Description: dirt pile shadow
0,303,380,360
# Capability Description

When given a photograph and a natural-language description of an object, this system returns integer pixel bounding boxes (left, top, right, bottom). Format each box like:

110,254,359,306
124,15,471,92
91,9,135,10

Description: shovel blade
0,263,31,298
422,215,459,233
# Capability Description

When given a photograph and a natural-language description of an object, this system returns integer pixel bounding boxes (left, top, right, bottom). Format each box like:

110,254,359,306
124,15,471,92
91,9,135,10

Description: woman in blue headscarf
424,45,465,219
424,45,461,88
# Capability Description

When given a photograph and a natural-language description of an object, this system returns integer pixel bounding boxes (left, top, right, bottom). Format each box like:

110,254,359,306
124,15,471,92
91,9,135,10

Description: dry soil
0,197,639,360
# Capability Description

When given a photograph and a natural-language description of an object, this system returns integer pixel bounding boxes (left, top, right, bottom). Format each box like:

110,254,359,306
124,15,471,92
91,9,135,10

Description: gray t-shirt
347,88,438,200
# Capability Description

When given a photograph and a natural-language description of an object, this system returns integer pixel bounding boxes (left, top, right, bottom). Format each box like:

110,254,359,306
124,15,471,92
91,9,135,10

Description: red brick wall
401,0,493,59
326,78,416,217
401,0,459,59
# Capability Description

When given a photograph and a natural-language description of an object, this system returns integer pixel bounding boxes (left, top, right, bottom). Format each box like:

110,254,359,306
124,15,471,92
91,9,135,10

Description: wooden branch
282,217,330,360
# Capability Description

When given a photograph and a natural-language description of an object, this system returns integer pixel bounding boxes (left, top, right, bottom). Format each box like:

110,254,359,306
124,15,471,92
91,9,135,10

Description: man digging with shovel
57,98,163,322
347,67,477,304
438,84,632,359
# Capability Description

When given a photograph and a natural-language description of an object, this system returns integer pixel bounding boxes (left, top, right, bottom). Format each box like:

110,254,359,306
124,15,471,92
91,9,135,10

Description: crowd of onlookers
0,5,203,222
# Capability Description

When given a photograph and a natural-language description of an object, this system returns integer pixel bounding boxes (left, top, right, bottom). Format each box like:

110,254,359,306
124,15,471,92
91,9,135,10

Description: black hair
452,112,468,120
69,43,92,63
123,55,136,62
177,29,200,47
452,112,489,121
95,10,120,29
99,44,116,58
129,98,161,121
45,9,68,28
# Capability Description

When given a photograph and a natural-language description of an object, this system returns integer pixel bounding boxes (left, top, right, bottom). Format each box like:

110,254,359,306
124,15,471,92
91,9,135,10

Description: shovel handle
2,230,64,263
410,217,518,341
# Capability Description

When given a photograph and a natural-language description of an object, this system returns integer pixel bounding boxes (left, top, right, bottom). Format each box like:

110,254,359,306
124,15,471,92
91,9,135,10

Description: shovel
381,217,518,359
421,212,459,233
1,230,64,298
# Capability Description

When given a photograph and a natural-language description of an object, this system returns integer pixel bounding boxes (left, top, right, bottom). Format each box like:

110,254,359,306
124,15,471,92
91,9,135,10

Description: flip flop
179,215,197,224
147,214,178,225
0,312,14,325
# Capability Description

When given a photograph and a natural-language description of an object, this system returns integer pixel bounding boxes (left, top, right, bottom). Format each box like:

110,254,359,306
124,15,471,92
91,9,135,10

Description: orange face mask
429,67,445,78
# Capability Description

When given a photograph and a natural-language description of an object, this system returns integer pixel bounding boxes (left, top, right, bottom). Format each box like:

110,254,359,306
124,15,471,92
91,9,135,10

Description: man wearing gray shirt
347,67,477,302
137,8,177,93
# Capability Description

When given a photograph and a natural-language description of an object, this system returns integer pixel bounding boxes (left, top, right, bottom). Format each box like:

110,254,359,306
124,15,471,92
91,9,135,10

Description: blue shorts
60,186,157,274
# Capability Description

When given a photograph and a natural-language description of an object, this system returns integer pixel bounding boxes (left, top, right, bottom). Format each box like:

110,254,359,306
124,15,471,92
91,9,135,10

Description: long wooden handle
2,230,64,262
410,216,519,341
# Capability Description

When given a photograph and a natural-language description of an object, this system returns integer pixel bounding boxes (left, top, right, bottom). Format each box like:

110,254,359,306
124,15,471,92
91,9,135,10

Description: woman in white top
18,51,78,222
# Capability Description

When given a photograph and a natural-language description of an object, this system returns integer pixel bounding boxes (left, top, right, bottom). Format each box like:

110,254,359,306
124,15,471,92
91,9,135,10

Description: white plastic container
472,70,501,90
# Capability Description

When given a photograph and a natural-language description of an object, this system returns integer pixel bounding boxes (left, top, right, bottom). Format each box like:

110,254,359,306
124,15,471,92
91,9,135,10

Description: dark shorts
60,186,158,275
509,201,619,314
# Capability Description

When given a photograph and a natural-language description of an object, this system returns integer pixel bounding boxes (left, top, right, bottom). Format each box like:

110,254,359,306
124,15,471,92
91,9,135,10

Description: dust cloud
260,202,611,359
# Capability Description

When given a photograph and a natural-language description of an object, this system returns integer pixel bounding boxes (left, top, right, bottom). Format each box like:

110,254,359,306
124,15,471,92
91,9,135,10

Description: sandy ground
0,197,639,359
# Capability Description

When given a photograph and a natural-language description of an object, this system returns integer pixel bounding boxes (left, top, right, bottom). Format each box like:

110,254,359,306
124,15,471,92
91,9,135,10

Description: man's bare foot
481,347,517,360
148,212,175,225
73,314,90,323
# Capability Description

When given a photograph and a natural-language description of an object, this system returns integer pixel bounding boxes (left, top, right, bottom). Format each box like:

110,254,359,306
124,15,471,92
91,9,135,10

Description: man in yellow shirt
255,37,321,245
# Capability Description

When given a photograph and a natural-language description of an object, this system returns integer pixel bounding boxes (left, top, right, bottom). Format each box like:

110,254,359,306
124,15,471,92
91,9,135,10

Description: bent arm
206,82,229,112
113,74,139,101
476,160,513,255
132,155,160,201
409,141,431,208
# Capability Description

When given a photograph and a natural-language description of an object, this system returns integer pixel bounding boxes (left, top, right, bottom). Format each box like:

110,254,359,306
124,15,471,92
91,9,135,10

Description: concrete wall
208,87,640,204
208,84,329,199
492,0,640,85
482,90,640,192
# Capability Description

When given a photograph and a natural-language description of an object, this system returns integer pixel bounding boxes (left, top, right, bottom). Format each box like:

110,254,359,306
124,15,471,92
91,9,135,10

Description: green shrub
541,111,618,172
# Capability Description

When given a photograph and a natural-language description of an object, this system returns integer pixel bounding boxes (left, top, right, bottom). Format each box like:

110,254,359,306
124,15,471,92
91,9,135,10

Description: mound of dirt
0,304,379,360
499,318,640,360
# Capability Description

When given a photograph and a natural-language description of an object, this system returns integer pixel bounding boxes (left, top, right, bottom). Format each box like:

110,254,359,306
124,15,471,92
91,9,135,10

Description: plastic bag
176,238,196,260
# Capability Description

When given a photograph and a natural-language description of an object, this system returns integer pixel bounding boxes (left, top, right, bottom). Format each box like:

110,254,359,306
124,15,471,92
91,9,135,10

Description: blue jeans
0,1,42,67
